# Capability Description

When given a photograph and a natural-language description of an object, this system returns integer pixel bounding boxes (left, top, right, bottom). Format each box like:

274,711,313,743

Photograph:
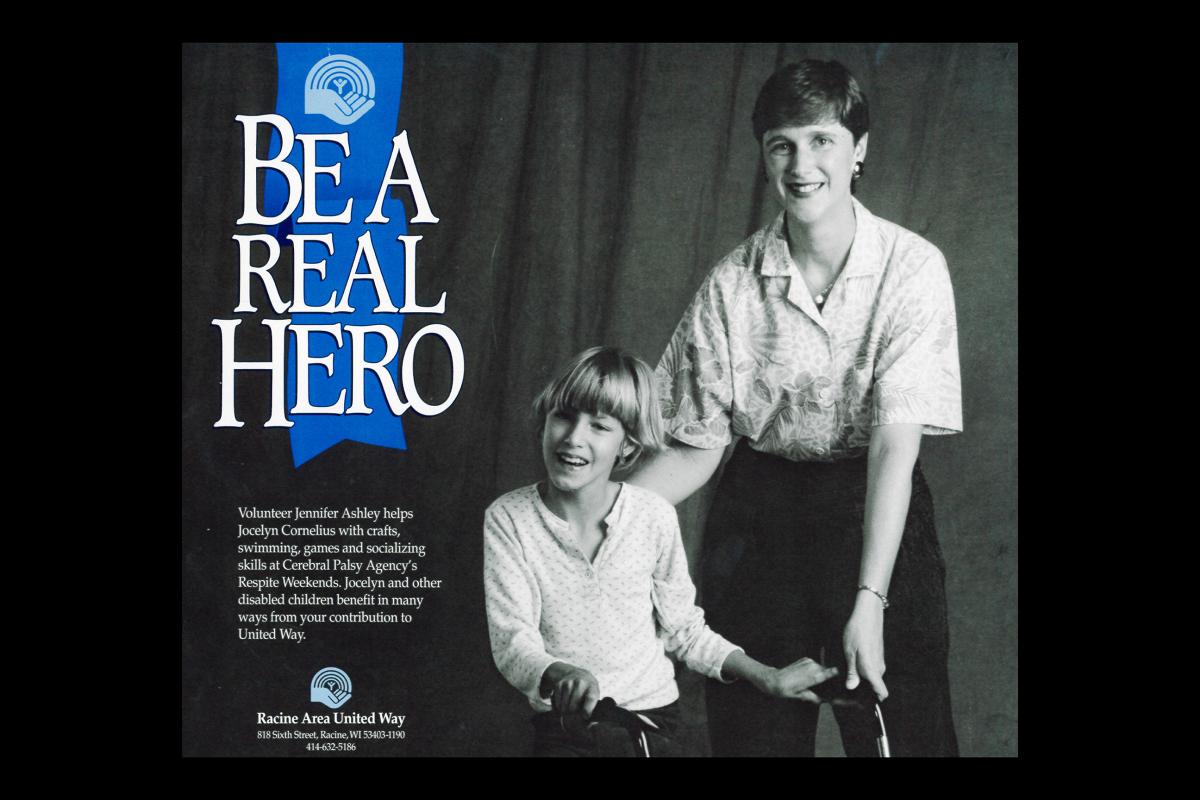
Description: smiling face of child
541,407,630,497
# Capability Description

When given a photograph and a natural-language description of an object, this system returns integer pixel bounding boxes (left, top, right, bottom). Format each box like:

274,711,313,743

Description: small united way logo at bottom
311,666,352,709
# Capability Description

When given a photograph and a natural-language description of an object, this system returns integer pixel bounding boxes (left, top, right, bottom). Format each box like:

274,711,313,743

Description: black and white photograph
181,42,1017,757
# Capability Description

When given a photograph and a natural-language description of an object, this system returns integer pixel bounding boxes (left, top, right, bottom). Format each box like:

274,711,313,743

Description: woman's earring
852,161,864,180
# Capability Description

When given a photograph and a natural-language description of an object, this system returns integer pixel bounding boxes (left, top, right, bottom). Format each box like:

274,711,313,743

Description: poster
181,42,1018,757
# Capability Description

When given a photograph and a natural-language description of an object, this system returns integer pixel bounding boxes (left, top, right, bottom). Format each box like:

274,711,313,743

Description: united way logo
310,666,353,709
305,54,376,125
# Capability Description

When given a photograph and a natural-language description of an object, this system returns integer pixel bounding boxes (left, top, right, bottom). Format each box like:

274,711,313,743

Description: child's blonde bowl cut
532,346,666,470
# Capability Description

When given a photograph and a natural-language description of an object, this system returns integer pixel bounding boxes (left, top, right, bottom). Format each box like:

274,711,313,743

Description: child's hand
765,657,839,703
542,662,601,716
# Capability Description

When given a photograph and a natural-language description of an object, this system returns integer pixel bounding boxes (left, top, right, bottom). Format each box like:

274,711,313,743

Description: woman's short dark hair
751,59,869,144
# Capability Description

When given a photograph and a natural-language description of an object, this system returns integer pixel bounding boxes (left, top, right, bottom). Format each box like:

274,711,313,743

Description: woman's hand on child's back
766,657,839,703
541,662,602,717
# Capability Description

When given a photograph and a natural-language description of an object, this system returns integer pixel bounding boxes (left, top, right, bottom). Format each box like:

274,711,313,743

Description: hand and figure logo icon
310,666,353,709
304,54,376,125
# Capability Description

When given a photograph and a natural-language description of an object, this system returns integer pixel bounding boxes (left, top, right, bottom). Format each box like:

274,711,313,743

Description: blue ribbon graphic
263,42,407,467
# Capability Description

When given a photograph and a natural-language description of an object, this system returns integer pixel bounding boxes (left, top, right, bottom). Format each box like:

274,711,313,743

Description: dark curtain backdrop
182,42,1016,756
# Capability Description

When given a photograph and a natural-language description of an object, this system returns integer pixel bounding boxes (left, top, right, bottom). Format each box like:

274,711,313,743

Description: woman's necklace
787,216,849,308
814,276,838,306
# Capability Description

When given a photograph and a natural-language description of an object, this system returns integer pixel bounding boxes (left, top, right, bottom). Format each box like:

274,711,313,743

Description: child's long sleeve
482,505,559,705
650,510,743,681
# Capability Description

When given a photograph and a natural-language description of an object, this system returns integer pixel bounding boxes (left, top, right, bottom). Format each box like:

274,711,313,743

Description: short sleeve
873,248,963,434
655,267,737,449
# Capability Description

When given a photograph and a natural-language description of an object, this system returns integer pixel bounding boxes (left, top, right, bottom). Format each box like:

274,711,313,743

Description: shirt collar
759,197,883,280
604,482,628,528
532,482,628,531
533,482,629,567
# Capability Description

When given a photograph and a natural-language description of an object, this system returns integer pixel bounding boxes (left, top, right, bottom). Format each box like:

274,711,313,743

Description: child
483,346,837,756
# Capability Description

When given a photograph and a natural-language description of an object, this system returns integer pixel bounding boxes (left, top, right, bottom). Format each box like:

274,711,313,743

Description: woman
629,59,961,757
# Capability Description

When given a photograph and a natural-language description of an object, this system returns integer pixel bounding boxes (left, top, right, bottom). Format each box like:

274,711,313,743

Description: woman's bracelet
857,584,889,610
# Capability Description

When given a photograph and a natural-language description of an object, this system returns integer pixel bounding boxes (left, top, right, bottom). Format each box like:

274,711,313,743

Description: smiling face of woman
762,121,867,228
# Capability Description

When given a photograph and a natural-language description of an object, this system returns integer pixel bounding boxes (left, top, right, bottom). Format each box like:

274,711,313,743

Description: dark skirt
702,441,958,757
